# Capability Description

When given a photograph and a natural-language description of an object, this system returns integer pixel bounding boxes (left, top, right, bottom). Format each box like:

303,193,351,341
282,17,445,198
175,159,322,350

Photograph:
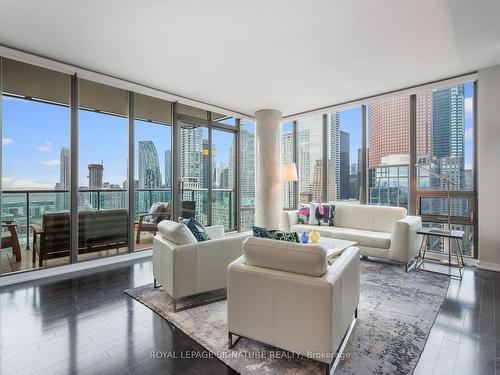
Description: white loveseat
281,203,422,268
152,220,249,311
228,237,359,371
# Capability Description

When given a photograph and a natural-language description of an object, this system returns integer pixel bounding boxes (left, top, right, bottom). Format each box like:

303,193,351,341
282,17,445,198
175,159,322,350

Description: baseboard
476,261,500,273
0,249,153,287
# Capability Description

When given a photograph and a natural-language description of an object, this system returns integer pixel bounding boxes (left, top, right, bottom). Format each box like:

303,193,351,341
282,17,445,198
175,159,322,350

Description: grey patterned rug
125,260,449,374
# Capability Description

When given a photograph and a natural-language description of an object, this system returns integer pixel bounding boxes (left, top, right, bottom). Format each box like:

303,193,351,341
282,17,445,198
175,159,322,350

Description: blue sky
1,83,474,189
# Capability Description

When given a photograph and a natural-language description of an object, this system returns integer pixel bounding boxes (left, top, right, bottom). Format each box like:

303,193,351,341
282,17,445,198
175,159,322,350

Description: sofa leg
355,307,358,319
228,332,233,349
153,278,160,288
173,299,178,313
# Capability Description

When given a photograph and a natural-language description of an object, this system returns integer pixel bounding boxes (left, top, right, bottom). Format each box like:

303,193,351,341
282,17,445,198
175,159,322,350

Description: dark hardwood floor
0,258,497,375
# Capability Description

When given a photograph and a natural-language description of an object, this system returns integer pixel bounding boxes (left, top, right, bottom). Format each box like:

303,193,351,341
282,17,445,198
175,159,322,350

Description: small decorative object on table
300,231,309,244
309,229,321,243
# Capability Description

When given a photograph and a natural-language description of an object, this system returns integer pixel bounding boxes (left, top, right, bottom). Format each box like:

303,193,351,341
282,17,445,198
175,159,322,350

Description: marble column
255,109,282,229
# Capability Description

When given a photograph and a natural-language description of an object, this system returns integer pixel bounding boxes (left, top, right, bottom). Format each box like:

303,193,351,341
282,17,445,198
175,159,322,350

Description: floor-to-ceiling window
1,59,71,274
211,129,236,230
367,96,410,209
239,119,255,231
416,82,476,257
327,107,362,203
297,115,323,204
281,121,294,209
78,79,128,261
133,93,172,249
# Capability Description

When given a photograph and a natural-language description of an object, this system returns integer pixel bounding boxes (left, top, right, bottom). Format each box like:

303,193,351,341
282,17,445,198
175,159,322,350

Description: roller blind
2,58,70,105
79,79,127,116
177,103,208,120
211,112,227,121
135,93,172,124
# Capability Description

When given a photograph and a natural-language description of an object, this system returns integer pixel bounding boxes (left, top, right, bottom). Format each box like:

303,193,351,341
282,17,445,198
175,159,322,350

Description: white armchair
227,237,360,372
152,220,249,311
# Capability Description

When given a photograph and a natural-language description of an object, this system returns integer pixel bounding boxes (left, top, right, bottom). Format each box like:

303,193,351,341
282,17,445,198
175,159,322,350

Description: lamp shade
282,162,298,182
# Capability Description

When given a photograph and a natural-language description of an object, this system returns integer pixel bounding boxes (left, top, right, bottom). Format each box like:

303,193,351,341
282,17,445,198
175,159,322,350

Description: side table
416,227,466,280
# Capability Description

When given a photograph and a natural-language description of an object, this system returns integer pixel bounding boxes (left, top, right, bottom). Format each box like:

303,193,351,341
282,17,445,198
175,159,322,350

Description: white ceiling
1,0,500,118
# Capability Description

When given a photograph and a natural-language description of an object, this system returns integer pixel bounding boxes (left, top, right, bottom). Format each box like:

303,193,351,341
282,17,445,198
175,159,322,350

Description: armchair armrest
205,225,225,240
389,216,422,262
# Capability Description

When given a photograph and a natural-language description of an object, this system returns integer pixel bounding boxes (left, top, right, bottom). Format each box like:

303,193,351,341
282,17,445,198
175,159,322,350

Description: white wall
477,64,500,271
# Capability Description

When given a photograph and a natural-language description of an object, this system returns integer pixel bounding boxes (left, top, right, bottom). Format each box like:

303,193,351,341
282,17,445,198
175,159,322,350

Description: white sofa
152,220,249,311
281,203,422,268
228,237,359,371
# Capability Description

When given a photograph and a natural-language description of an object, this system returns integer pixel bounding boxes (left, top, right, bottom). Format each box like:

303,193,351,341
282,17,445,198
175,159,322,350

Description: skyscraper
432,85,465,160
311,159,336,202
55,147,70,210
88,163,104,189
368,92,433,167
181,127,205,221
138,141,161,189
339,130,350,199
281,131,294,208
240,128,255,229
329,112,340,198
164,150,172,189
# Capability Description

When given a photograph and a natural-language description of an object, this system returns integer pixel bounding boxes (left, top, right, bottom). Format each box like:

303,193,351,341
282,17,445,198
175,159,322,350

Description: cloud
2,138,14,145
464,97,473,119
36,141,53,152
2,176,53,189
465,127,473,141
40,159,60,167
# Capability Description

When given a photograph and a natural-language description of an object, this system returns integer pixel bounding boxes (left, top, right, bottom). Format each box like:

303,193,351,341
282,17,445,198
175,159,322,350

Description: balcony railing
1,187,237,250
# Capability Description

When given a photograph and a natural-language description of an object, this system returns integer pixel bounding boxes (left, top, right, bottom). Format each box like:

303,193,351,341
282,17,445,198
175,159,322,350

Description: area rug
125,260,449,374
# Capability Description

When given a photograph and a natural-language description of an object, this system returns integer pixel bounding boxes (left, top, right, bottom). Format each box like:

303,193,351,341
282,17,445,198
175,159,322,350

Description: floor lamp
282,163,298,209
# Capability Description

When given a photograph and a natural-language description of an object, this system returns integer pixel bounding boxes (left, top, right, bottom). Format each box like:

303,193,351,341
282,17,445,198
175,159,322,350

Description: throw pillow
179,218,210,242
269,230,300,243
145,202,162,222
150,203,171,224
297,205,310,224
252,226,273,239
308,202,321,225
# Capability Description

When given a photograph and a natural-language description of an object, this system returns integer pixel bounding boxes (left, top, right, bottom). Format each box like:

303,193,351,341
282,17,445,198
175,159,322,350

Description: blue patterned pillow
252,226,273,239
269,230,300,243
179,218,210,242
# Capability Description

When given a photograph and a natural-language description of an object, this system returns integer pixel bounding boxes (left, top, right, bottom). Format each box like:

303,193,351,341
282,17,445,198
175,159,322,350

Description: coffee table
318,237,358,264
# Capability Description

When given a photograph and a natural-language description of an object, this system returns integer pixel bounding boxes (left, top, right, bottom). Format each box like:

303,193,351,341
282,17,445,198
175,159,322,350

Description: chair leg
135,227,141,244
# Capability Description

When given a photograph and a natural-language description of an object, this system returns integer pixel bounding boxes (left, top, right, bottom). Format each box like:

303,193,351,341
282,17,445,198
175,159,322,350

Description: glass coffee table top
318,237,358,262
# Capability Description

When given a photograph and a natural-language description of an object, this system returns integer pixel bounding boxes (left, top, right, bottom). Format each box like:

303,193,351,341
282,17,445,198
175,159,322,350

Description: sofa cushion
157,220,197,245
243,237,328,277
290,224,391,249
331,228,391,249
333,203,406,232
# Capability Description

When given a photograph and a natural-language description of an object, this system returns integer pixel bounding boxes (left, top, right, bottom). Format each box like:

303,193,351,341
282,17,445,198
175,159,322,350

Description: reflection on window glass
240,119,255,230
